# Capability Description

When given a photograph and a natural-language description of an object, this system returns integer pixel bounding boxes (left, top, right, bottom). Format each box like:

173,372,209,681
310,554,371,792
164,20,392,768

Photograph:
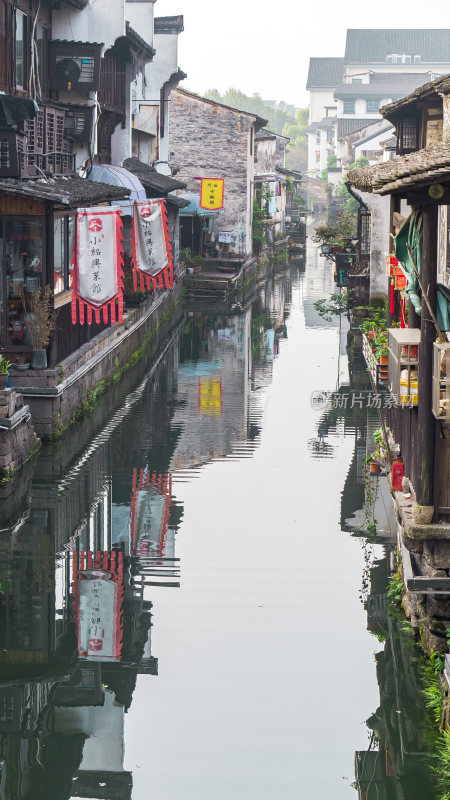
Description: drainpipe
344,180,368,212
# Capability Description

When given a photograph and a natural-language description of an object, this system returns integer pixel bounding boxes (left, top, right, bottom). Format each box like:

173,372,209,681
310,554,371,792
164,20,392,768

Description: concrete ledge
0,406,30,430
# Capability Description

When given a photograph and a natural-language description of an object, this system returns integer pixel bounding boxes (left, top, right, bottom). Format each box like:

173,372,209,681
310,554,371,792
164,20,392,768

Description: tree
282,108,308,172
337,157,370,216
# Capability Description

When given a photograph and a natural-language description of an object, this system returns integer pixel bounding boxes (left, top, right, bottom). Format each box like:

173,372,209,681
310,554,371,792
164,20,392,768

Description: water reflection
0,264,297,799
0,254,437,798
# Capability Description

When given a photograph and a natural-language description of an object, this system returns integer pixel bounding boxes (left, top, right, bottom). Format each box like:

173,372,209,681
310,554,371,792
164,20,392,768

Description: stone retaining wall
9,283,183,438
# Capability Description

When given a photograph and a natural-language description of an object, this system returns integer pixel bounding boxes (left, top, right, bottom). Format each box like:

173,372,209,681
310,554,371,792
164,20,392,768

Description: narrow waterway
0,245,436,799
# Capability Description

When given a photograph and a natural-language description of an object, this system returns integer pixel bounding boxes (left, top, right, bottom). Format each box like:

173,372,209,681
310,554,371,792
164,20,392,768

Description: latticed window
398,118,418,154
343,100,355,115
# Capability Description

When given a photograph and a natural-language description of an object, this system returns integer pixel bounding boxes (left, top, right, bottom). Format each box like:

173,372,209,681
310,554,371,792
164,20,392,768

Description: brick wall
169,90,255,255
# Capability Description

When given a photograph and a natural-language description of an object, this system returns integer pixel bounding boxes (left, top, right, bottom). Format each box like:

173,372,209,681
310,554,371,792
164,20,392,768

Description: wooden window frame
0,215,47,352
53,213,75,302
15,10,28,92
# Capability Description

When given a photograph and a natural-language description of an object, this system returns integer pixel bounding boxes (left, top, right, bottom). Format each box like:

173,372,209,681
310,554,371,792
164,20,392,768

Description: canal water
0,244,436,798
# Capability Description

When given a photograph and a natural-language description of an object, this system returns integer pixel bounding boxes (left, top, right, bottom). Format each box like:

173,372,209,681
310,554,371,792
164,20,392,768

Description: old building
0,1,186,441
306,29,450,175
169,88,266,259
348,72,450,652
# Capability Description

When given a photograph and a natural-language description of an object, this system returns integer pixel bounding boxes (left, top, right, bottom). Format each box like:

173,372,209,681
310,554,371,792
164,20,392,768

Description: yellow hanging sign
200,178,224,211
198,376,222,416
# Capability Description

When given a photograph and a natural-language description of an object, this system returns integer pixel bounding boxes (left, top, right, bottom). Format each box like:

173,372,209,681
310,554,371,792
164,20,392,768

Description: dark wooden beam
416,203,437,507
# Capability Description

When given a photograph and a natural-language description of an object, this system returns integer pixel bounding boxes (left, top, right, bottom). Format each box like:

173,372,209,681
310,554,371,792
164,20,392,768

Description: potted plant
0,356,11,389
28,285,54,370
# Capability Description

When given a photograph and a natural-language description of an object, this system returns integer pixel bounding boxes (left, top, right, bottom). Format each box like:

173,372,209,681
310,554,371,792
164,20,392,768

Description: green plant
387,566,405,605
0,356,11,374
313,289,354,321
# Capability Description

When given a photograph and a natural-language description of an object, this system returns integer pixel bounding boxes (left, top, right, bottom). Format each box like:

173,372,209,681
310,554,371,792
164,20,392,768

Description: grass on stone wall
52,300,178,440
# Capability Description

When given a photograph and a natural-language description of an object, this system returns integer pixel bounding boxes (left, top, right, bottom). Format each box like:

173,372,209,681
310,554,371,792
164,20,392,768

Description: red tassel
390,278,395,314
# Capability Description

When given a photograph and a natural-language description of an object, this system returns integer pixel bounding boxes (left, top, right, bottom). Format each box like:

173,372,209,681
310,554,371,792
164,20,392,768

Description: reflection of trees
354,554,436,799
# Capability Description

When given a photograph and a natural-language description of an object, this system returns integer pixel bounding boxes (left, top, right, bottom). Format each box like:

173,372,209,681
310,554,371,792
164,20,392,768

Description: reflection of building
170,311,251,469
0,332,184,798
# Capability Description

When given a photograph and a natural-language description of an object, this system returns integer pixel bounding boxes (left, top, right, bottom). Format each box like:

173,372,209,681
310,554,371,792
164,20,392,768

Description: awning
88,163,146,214
178,192,223,217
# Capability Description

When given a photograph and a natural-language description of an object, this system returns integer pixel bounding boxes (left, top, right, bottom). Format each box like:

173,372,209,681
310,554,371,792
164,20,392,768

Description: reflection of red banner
131,200,173,292
130,469,172,558
71,207,124,325
72,551,124,661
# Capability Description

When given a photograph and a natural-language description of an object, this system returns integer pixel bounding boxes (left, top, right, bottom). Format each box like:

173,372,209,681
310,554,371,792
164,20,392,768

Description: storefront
0,177,130,364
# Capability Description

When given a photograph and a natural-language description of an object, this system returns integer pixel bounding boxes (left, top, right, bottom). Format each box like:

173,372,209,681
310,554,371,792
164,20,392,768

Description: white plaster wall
52,0,125,53
125,0,154,47
308,89,337,124
54,690,125,772
354,126,395,163
336,98,391,119
146,32,180,163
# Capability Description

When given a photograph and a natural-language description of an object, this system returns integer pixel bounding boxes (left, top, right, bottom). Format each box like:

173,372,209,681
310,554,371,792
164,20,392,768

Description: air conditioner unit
55,56,95,85
49,41,103,92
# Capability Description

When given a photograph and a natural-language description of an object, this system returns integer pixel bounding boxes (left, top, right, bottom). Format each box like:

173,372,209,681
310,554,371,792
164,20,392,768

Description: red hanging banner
129,468,172,558
131,199,173,292
72,550,124,661
71,207,124,326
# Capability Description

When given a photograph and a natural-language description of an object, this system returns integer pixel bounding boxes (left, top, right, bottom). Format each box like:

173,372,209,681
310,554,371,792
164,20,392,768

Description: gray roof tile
306,58,345,89
345,29,450,64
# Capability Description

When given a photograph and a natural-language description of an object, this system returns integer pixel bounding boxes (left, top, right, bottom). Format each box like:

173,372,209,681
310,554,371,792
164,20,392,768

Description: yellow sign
200,178,224,211
198,376,222,416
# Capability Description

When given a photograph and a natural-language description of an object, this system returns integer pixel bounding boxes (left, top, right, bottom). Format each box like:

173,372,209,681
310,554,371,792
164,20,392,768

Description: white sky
155,0,450,109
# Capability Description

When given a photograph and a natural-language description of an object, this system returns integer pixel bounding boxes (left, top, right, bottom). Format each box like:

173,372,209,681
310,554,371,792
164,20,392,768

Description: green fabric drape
394,209,423,315
394,209,450,330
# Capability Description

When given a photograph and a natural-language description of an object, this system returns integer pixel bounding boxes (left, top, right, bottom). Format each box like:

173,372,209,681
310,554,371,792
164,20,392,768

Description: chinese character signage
200,178,224,211
198,376,222,416
71,207,124,325
73,551,124,662
131,199,173,292
129,469,172,558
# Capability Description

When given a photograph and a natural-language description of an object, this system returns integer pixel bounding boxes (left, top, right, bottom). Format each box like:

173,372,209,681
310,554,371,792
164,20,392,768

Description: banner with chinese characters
131,199,173,292
72,550,124,662
71,207,124,325
129,469,172,558
200,178,224,211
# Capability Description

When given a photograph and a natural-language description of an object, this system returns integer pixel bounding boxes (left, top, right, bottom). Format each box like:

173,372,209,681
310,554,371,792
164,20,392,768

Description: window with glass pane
316,130,321,144
15,12,25,89
4,219,44,346
54,215,75,294
68,216,75,288
343,100,355,115
36,24,48,97
401,119,417,151
367,99,381,113
54,218,65,294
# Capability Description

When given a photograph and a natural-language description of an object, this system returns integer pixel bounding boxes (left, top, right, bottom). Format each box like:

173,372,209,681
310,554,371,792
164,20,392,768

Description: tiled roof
345,29,450,64
337,118,373,138
380,73,450,118
346,143,450,193
334,73,430,99
154,16,184,34
306,58,345,89
306,116,336,133
0,176,130,205
122,158,187,194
